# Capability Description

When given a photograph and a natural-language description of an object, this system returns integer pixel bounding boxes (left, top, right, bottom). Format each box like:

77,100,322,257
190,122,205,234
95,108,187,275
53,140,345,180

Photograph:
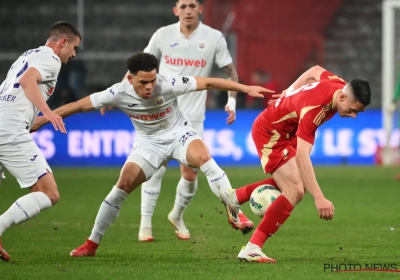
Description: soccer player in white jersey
137,0,254,241
32,52,272,257
0,22,81,262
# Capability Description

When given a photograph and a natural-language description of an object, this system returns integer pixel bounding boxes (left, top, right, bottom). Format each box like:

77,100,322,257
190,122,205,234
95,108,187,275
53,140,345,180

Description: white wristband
226,97,236,112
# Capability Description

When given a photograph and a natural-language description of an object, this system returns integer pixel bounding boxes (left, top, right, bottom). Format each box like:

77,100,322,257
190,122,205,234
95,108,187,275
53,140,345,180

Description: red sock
250,195,294,248
236,178,279,204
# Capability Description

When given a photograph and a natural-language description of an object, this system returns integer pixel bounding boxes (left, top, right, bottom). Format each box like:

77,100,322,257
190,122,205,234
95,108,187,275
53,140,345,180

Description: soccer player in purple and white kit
33,52,272,257
0,22,81,261
137,0,254,241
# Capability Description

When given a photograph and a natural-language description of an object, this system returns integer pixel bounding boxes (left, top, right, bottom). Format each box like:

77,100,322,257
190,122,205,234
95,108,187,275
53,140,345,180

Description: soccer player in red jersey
219,65,372,263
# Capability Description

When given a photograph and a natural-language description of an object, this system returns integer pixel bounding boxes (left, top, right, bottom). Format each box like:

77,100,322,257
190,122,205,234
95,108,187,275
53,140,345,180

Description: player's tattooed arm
223,63,239,99
223,63,239,124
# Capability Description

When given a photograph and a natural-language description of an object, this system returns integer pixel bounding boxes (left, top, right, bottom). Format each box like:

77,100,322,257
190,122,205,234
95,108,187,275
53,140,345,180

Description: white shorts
0,128,52,188
190,121,204,137
127,125,203,177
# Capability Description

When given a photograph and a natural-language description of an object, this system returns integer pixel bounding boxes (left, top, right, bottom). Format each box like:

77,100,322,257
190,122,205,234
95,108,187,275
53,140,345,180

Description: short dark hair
48,21,81,41
349,79,371,106
175,0,202,5
126,53,159,75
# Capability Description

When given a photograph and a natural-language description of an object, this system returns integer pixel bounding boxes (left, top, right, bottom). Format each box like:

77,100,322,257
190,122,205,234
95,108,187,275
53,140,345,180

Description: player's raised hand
315,196,334,221
43,111,66,133
100,106,113,116
244,86,275,98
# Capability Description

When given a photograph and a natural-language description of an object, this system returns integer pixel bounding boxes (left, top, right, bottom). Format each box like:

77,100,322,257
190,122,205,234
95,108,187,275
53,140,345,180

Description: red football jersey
260,71,346,144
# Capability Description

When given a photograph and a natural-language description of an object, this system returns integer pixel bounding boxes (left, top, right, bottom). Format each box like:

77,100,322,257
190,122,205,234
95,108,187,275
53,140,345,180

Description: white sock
89,186,128,244
140,166,166,230
0,192,52,236
200,159,232,198
170,177,198,219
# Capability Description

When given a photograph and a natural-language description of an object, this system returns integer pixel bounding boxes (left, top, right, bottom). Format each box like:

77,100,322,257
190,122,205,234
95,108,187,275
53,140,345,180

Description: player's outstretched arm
194,76,274,98
20,68,66,133
296,137,334,221
32,96,96,132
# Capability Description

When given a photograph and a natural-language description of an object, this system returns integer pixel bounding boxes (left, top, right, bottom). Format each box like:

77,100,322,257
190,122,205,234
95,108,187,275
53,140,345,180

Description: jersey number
274,82,320,107
0,61,29,94
179,131,197,146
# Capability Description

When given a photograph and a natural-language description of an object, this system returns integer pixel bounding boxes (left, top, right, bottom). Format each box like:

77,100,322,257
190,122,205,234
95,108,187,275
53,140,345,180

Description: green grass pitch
0,166,399,279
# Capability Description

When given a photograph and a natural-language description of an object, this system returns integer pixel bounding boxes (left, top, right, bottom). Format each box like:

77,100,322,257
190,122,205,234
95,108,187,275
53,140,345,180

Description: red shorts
252,115,297,174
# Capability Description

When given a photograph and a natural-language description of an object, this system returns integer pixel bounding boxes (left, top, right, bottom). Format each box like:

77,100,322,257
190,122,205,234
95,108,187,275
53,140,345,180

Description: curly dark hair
126,53,159,75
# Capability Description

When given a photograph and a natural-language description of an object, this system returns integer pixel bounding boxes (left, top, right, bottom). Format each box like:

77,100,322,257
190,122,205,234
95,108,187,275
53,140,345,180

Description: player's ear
173,6,179,16
126,74,133,84
198,4,203,14
57,38,67,48
339,92,347,102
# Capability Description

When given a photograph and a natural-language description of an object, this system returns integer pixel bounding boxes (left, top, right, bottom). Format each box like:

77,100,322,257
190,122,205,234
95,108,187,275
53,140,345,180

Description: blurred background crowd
0,0,386,110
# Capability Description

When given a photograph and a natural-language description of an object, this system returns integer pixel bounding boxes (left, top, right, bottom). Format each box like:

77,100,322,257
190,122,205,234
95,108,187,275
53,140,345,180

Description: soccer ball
249,184,282,218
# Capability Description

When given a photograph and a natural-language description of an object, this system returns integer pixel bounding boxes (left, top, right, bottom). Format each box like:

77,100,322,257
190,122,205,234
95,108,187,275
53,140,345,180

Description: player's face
174,0,203,26
337,93,366,118
128,70,158,99
58,36,80,64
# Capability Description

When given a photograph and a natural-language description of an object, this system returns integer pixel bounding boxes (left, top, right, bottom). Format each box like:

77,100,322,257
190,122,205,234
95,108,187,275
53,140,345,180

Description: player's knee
116,176,135,193
282,178,304,205
197,152,212,166
44,189,60,205
181,167,197,181
291,179,305,203
293,186,305,202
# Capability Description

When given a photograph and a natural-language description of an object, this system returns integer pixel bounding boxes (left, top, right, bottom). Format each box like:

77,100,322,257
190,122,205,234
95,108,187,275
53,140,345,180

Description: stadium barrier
32,109,399,167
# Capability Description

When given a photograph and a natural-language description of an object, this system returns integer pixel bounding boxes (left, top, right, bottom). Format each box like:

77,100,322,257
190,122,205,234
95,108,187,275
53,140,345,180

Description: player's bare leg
70,160,149,257
186,139,253,234
139,165,167,242
237,158,303,263
0,171,57,261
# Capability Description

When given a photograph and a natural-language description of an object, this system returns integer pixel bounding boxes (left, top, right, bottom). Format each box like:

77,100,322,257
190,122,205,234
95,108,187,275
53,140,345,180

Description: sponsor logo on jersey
197,40,206,51
154,96,165,106
164,55,207,67
172,78,176,86
182,77,190,84
128,104,138,107
127,106,172,120
110,89,115,95
170,43,179,47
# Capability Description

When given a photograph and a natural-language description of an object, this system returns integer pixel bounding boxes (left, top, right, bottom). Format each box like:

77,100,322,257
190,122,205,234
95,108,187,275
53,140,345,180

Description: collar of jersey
177,21,203,40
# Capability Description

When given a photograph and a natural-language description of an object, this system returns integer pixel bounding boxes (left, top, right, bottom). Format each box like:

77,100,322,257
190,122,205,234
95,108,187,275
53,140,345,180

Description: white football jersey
0,46,60,130
90,74,197,140
144,22,233,121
